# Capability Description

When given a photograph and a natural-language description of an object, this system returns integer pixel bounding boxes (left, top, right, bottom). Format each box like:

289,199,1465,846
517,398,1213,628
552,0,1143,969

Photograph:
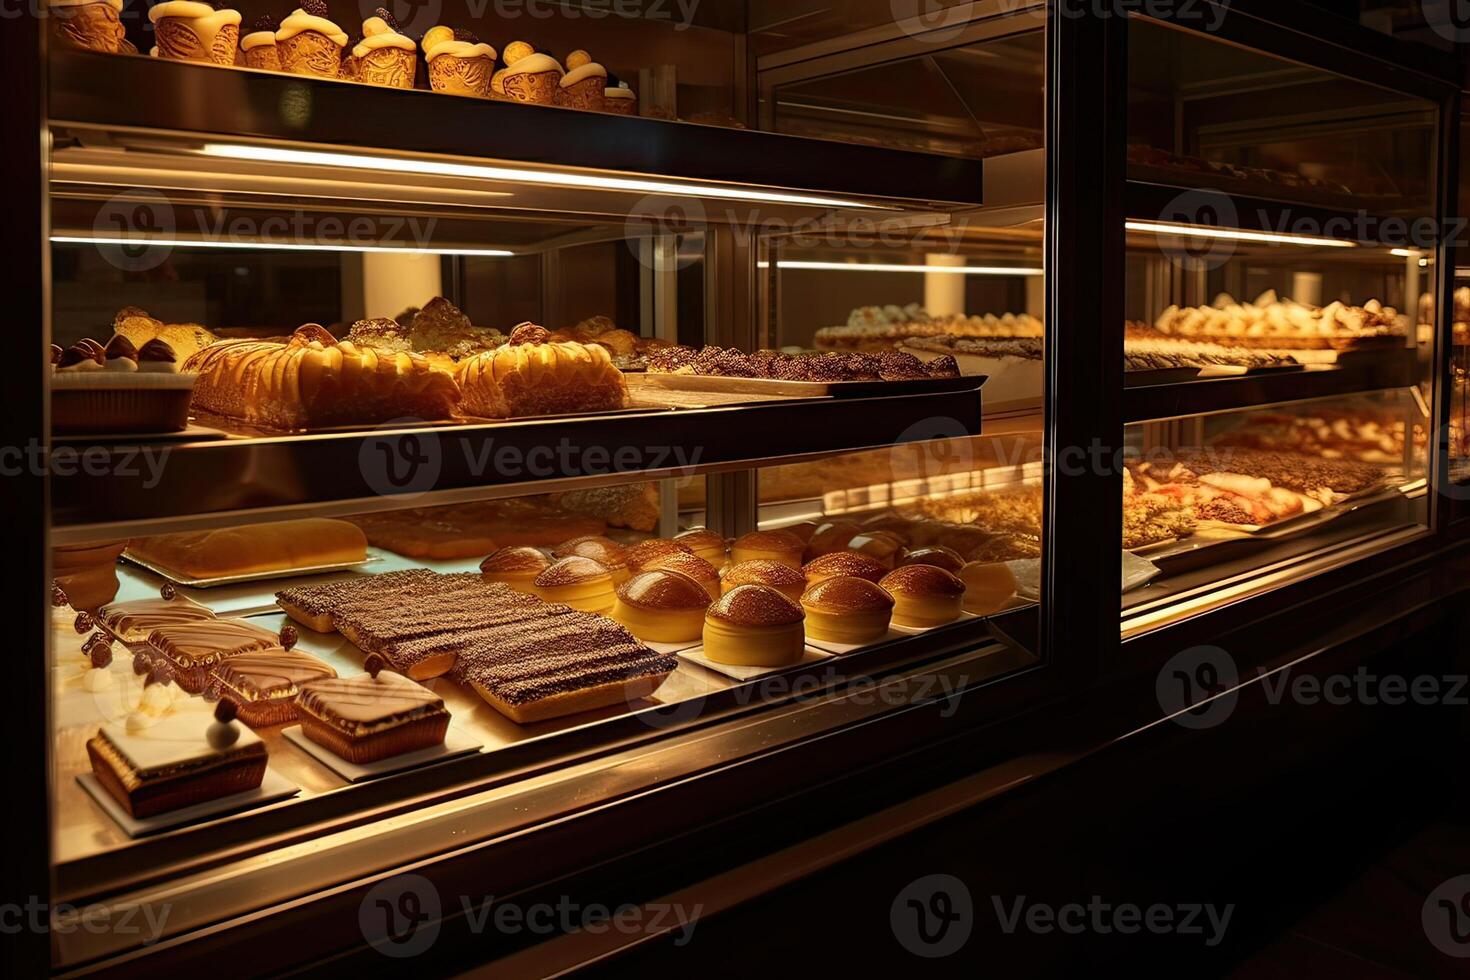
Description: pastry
350,9,416,88
275,568,441,633
455,324,628,419
422,25,496,98
275,1,346,78
210,649,337,728
51,541,127,611
551,537,631,584
532,557,617,614
881,565,966,628
673,528,728,567
149,1,241,65
457,615,676,724
556,50,606,111
296,655,450,764
349,298,506,361
802,551,890,588
111,309,217,366
721,561,807,604
495,42,563,104
126,519,368,581
348,500,604,560
184,325,461,429
637,550,719,600
48,0,128,53
603,79,637,115
703,586,807,668
87,700,267,819
99,596,216,644
610,570,711,644
646,345,956,382
51,337,197,435
801,577,895,645
141,619,284,694
730,530,806,570
552,484,660,533
959,562,1019,616
815,306,1044,351
624,538,693,574
1151,291,1403,350
480,546,553,592
898,547,967,575
803,521,863,561
239,14,282,70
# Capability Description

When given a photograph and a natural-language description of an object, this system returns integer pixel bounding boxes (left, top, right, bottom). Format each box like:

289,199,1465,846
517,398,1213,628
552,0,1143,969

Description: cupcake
422,26,496,99
556,49,607,111
48,0,128,54
239,14,282,71
149,1,242,66
51,337,197,435
603,77,637,116
275,0,347,78
350,9,416,88
494,40,562,105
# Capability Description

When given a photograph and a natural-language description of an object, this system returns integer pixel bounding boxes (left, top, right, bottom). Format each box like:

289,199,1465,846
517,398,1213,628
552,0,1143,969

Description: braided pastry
455,324,628,419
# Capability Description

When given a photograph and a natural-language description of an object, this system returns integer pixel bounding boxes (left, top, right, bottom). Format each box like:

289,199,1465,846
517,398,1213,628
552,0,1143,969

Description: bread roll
127,519,368,579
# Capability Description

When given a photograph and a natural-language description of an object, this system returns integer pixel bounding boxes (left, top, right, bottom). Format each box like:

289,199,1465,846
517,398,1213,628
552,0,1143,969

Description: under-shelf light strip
199,144,892,211
759,261,1043,275
51,236,515,256
1126,220,1358,249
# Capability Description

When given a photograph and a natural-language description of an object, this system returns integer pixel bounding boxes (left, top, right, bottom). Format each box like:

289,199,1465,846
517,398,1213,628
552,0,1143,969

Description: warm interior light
1126,220,1358,249
759,261,1043,275
199,143,892,211
51,236,515,257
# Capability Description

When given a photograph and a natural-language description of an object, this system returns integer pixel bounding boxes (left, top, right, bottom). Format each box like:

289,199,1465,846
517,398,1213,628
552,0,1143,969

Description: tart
51,337,197,435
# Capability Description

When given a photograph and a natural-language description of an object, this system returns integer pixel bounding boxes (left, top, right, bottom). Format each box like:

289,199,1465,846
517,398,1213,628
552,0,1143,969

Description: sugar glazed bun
610,569,711,644
703,585,806,667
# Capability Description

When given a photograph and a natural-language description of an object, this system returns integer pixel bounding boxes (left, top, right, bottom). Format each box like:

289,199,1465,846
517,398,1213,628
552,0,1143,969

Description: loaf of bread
455,324,628,419
126,518,369,579
184,325,461,429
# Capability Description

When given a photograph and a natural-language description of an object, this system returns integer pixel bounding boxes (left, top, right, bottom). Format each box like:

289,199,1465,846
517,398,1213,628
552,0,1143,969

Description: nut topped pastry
611,569,711,644
296,655,450,763
532,557,616,615
480,546,553,593
211,648,338,728
703,585,807,668
880,565,966,628
551,537,631,584
802,551,890,588
801,576,896,645
722,560,807,604
730,530,806,570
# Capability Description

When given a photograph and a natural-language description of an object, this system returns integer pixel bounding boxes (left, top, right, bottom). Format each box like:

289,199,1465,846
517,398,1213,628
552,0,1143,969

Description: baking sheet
77,769,299,839
282,727,482,783
121,552,382,589
677,646,831,681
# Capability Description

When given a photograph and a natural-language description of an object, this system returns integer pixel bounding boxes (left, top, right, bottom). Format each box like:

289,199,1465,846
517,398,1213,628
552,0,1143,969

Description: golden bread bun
673,527,728,565
707,584,804,628
730,530,805,569
616,569,711,611
960,562,1019,616
480,546,551,588
722,560,807,603
802,551,889,586
801,576,895,615
880,564,966,599
899,546,967,575
552,536,630,574
643,551,721,600
625,538,693,573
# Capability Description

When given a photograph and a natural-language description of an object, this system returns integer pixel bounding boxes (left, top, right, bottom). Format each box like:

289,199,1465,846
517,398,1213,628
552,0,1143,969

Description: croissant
456,325,628,419
184,325,462,429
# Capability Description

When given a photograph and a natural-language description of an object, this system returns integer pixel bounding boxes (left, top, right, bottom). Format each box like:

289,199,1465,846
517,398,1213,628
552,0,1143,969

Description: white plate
283,726,481,783
677,645,830,682
804,627,909,656
642,638,705,656
77,769,299,838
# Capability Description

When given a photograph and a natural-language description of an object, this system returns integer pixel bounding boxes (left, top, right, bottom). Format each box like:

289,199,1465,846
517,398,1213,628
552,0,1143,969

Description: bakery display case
16,2,1470,974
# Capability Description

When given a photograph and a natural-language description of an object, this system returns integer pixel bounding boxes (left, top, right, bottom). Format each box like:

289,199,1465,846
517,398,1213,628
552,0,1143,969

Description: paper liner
241,44,282,72
556,75,606,111
356,46,416,88
603,96,637,116
277,30,343,78
155,19,238,66
50,2,127,53
51,385,192,435
498,68,559,105
428,54,494,98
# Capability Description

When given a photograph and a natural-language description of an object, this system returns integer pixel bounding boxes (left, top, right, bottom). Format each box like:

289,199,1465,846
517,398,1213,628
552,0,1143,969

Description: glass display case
15,2,1468,973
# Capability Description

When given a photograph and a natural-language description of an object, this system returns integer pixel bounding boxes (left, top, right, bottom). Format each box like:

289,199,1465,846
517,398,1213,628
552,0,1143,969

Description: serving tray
625,373,987,399
121,552,382,589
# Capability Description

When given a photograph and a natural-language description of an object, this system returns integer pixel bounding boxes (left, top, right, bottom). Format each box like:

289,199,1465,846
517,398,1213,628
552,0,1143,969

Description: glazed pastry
184,325,461,430
551,537,631,584
673,528,728,567
603,79,637,116
211,648,337,728
87,700,267,818
802,551,889,588
141,619,284,694
99,595,216,644
480,546,552,593
624,538,693,574
556,50,606,111
722,561,807,605
532,557,616,615
149,1,241,65
959,562,1019,616
880,565,966,628
296,655,450,764
240,14,282,70
703,586,807,668
730,530,806,570
422,25,496,98
455,325,628,419
275,1,347,78
111,308,217,367
48,0,128,53
552,484,660,534
801,577,895,645
126,519,368,580
274,568,442,633
641,551,721,601
610,569,711,644
350,9,416,88
899,546,967,575
494,42,563,104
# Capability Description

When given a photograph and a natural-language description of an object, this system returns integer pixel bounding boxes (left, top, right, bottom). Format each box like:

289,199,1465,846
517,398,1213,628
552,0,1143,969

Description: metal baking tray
121,552,382,589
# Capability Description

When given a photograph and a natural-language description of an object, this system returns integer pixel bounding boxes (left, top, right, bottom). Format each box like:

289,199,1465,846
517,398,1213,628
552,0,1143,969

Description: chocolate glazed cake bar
142,619,283,694
210,648,338,727
296,656,451,764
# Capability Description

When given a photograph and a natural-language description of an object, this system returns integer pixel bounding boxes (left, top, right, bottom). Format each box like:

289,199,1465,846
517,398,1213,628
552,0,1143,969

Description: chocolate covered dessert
211,649,338,727
296,656,450,764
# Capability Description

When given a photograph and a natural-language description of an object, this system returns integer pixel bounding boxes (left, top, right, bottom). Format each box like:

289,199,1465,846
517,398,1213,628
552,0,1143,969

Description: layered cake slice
295,655,450,764
210,648,338,727
87,700,267,818
275,568,442,632
99,595,216,643
143,619,283,693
